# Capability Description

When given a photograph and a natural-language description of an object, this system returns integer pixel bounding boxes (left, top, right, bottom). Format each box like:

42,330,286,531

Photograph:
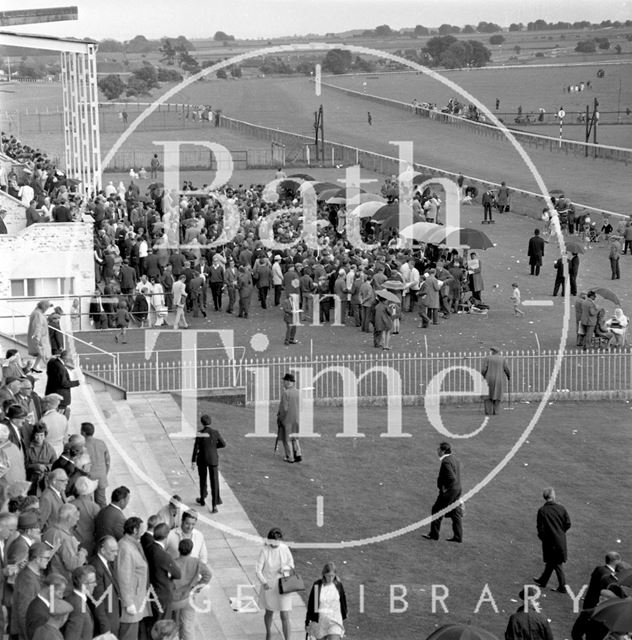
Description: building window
9,277,75,298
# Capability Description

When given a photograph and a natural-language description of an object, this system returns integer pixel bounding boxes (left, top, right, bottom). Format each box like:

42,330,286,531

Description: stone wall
0,222,94,335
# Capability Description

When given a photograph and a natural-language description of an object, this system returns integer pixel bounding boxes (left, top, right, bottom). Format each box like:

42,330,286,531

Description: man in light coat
117,517,152,640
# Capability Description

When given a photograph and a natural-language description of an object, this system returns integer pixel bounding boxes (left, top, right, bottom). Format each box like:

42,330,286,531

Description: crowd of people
0,341,221,640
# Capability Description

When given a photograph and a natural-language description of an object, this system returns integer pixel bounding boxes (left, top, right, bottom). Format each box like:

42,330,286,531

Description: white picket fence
81,348,632,403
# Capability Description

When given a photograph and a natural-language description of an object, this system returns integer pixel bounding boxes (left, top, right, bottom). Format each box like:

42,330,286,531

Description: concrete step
126,393,308,640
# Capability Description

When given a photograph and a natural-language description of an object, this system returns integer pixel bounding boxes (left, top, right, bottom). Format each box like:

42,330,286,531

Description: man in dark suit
145,524,181,621
90,536,121,637
44,350,79,414
571,552,621,640
25,573,69,640
2,404,29,452
63,565,96,640
95,487,130,541
140,515,159,555
527,228,546,276
534,487,571,593
423,441,463,543
192,414,226,512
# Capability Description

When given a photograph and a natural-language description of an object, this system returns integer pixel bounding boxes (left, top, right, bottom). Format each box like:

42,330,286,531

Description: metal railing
1,303,120,386
318,80,632,163
78,348,632,402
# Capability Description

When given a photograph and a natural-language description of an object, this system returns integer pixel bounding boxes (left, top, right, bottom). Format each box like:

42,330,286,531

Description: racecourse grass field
4,67,632,212
185,398,632,640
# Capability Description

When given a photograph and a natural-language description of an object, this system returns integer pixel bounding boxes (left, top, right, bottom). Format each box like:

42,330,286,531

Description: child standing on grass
511,282,524,317
115,301,133,343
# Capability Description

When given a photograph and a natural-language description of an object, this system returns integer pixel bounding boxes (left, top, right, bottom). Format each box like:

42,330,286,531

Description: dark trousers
570,275,577,296
361,306,372,332
428,308,439,325
530,262,541,276
553,276,565,296
624,240,632,254
227,286,236,313
537,561,566,588
238,294,251,318
258,286,269,308
418,306,430,328
429,495,463,541
483,203,493,222
351,302,361,326
610,257,620,279
199,464,221,507
274,285,282,306
284,323,297,344
373,328,382,347
210,282,223,310
484,398,500,415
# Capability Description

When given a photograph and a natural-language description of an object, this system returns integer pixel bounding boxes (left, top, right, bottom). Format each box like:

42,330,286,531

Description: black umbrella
426,623,500,640
591,597,632,633
593,288,621,306
565,241,585,254
288,173,315,181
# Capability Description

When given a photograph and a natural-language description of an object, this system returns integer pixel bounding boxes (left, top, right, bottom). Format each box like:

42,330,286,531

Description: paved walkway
0,333,307,640
79,382,307,640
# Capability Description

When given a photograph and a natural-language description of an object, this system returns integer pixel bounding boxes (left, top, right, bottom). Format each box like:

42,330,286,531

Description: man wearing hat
276,373,302,463
505,589,554,640
7,510,41,569
2,404,29,452
481,346,511,415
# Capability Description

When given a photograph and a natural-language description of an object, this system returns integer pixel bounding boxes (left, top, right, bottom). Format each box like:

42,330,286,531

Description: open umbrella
426,623,500,640
381,210,425,231
593,288,621,306
312,182,339,194
618,570,632,588
399,221,442,242
325,196,347,205
343,192,384,205
443,227,494,250
549,188,566,197
375,290,400,304
591,597,632,633
565,241,585,254
383,280,406,290
372,204,400,223
425,225,462,246
288,173,315,180
317,188,342,202
413,173,435,186
349,201,384,219
278,178,302,193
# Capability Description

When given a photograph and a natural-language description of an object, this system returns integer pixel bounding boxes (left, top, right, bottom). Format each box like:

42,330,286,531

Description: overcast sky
8,0,632,40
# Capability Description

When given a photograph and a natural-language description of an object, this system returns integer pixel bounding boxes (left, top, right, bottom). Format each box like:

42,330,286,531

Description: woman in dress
255,527,294,640
305,562,348,640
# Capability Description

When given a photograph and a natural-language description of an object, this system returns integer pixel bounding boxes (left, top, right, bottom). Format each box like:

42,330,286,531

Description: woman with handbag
305,562,348,640
256,527,295,640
